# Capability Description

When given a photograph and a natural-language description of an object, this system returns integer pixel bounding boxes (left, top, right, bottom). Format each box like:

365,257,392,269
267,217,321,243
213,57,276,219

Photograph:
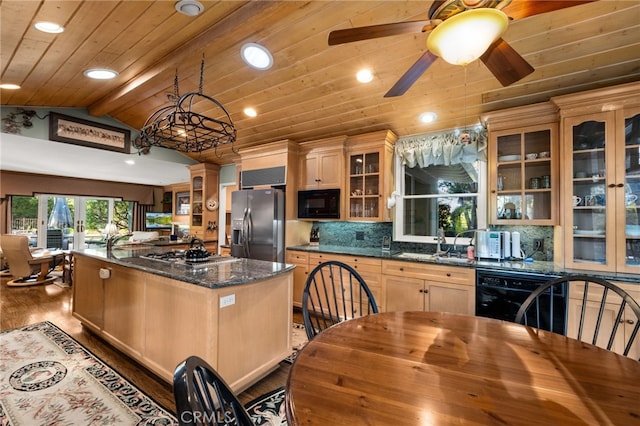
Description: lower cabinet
567,281,640,359
308,252,383,310
103,264,145,356
72,253,292,392
286,250,309,308
72,255,105,330
382,260,475,314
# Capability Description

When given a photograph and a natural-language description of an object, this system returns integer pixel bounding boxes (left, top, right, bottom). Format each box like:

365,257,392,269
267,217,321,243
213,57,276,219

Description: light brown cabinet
73,253,293,391
566,280,640,359
484,104,559,225
345,130,397,222
382,260,475,314
103,263,145,356
188,163,220,240
298,136,346,190
308,252,383,310
553,83,640,273
72,255,105,329
286,250,309,308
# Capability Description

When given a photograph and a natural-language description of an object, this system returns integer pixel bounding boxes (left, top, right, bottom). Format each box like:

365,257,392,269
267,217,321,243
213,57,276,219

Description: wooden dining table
285,311,640,425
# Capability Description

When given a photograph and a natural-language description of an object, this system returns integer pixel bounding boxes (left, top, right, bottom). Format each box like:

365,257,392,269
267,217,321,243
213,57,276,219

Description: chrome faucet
106,233,133,253
435,228,448,256
452,229,478,254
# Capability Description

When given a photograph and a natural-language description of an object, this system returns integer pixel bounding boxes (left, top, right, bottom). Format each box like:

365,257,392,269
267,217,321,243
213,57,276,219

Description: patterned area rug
283,323,308,365
246,387,287,425
0,321,177,425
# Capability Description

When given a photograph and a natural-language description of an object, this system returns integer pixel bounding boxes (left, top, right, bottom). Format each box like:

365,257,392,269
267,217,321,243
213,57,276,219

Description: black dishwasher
476,269,566,335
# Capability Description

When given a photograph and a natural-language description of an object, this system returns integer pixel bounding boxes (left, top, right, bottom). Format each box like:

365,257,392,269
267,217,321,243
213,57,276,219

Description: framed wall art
49,112,131,153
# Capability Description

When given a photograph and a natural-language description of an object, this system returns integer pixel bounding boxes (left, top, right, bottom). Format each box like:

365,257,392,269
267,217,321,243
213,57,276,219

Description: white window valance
395,128,487,169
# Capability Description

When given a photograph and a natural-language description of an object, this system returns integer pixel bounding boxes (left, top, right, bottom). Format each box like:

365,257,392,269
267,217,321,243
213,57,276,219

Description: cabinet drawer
309,253,382,270
382,260,474,286
570,280,640,304
286,250,309,265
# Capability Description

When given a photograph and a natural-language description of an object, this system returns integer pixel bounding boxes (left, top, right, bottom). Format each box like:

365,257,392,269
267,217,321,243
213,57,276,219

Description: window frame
391,153,488,244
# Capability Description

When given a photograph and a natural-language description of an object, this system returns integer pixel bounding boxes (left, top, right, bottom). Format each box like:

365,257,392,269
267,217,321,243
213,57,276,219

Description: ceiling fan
328,0,595,97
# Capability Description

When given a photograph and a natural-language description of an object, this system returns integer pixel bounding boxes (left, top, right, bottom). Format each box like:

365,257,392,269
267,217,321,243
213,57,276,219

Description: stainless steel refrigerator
230,189,285,263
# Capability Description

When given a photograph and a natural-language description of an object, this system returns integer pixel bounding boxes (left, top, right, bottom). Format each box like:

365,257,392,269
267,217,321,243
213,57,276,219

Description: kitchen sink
396,252,473,265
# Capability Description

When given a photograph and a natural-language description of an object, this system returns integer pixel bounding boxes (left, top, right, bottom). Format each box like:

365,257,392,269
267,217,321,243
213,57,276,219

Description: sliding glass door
10,194,133,249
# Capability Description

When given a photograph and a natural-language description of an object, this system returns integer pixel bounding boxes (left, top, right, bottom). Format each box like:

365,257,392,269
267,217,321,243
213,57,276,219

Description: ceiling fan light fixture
427,8,508,66
175,0,204,16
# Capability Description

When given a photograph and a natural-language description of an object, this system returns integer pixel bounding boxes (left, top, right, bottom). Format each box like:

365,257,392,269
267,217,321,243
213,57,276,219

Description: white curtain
395,128,487,182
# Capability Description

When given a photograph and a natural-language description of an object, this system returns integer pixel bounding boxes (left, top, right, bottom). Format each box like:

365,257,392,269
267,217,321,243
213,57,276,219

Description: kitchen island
72,247,293,392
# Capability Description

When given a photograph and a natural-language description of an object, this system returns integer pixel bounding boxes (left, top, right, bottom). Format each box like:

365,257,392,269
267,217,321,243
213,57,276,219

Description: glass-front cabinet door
563,107,640,273
490,124,557,225
348,152,380,220
618,108,640,272
565,113,611,269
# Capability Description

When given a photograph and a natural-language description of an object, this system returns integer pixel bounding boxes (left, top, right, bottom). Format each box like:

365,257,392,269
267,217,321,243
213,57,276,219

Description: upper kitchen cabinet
238,140,299,220
298,136,346,191
553,82,640,273
345,130,397,222
188,163,220,240
483,104,559,225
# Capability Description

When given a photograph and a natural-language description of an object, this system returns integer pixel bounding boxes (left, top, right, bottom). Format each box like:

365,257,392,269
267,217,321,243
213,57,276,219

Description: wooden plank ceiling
2,0,639,165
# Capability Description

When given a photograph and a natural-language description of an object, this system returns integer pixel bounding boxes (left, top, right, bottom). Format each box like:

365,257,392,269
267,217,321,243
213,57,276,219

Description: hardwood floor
0,276,299,414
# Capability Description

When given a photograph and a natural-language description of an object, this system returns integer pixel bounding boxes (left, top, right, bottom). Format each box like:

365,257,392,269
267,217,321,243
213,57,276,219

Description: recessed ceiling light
419,112,437,123
241,43,273,70
175,0,204,16
356,69,373,83
125,159,136,165
34,21,64,34
84,69,118,80
243,107,257,117
0,83,21,90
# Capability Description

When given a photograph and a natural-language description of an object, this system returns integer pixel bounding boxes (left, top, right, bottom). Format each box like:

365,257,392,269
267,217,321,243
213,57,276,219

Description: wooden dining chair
515,275,640,360
302,260,379,340
173,355,254,426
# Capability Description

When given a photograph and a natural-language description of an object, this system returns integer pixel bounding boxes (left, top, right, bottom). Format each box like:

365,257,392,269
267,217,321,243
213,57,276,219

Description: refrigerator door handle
243,207,251,257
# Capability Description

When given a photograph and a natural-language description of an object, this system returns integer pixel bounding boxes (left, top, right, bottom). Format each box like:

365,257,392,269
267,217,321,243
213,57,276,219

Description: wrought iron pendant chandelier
134,58,236,156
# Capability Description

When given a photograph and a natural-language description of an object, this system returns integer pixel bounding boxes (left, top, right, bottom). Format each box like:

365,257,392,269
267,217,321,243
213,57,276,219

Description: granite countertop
74,247,294,289
287,245,640,284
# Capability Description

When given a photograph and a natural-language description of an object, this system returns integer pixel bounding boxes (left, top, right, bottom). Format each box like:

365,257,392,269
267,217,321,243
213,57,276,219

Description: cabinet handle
446,273,451,277
617,183,624,188
608,184,616,188
419,289,424,293
627,319,635,325
424,289,429,294
399,267,404,271
491,190,496,194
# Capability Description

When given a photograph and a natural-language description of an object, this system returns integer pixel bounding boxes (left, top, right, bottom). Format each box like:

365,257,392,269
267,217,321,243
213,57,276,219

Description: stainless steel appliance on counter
231,189,285,263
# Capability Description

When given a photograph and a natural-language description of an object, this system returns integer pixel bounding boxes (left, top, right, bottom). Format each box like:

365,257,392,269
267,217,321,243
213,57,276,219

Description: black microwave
298,189,340,219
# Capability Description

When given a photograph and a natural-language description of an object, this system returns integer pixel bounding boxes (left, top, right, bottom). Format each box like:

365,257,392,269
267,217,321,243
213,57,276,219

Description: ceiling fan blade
328,20,436,46
481,38,534,87
501,0,596,20
384,51,439,97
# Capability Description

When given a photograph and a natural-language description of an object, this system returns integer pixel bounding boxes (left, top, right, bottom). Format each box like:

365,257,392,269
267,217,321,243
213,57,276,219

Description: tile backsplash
311,222,554,260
